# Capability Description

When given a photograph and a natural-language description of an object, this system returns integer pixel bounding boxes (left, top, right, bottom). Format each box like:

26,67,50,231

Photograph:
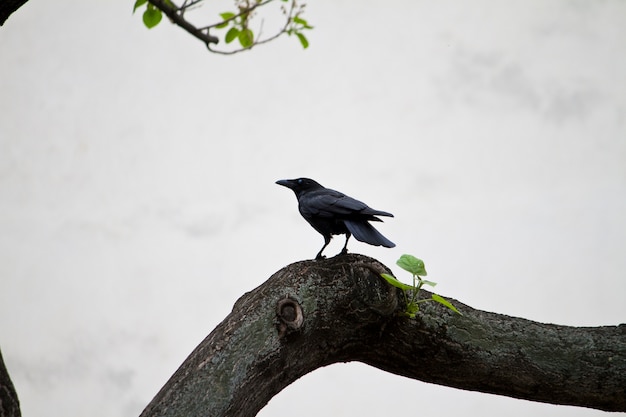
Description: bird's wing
300,189,394,219
300,190,368,218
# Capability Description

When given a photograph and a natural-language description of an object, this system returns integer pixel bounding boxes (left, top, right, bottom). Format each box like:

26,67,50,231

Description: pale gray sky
1,1,625,416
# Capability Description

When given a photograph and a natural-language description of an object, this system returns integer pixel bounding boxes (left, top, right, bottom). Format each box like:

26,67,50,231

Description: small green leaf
220,11,236,20
381,273,414,292
420,279,438,287
143,7,162,28
293,16,313,29
225,27,240,43
133,0,148,13
397,254,427,276
215,12,235,29
296,32,309,49
238,28,254,48
431,294,462,315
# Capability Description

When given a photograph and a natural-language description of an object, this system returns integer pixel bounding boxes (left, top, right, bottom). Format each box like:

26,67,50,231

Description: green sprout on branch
381,254,461,318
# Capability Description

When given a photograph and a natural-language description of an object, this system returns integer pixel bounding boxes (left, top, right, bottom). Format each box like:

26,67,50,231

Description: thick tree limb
0,348,21,417
148,0,219,45
0,0,28,26
139,254,626,416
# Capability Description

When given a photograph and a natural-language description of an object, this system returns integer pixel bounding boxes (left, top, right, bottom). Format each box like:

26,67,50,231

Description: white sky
1,1,625,416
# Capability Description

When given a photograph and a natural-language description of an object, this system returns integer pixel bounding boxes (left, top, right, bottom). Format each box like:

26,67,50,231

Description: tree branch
0,348,21,417
139,254,626,417
148,0,219,45
0,0,28,26
205,0,295,55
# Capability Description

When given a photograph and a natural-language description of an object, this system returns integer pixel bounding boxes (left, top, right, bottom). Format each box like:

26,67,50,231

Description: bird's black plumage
276,178,395,259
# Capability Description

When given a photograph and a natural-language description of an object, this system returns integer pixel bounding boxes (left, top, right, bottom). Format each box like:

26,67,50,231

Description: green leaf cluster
214,11,255,49
287,15,313,49
381,254,461,318
133,0,163,29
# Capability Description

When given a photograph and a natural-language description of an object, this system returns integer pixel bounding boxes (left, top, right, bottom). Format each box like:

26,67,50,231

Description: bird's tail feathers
344,220,395,248
363,208,394,218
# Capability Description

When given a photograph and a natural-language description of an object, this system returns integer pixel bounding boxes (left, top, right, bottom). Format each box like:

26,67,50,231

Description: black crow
276,178,395,259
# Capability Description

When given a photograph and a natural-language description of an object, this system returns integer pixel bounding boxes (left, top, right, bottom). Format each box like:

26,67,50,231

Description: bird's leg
316,236,332,260
340,232,351,255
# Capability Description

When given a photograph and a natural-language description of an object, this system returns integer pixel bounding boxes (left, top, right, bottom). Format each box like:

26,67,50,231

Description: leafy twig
133,0,313,54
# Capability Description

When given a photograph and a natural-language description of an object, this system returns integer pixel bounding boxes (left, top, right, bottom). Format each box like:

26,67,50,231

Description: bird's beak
276,179,295,189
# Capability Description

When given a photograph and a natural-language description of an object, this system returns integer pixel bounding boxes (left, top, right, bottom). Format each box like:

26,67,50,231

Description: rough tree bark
0,349,21,417
139,254,626,417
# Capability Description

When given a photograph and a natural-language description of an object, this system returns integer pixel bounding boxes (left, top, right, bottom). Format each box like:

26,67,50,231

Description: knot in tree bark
276,296,304,338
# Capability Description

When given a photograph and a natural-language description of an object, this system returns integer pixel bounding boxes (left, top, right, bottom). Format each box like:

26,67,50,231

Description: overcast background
1,1,625,416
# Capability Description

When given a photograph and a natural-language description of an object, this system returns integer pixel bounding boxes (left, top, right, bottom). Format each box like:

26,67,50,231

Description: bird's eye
297,179,303,184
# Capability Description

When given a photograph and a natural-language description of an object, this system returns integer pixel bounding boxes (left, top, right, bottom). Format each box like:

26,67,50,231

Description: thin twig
207,0,295,55
198,0,275,31
178,0,204,12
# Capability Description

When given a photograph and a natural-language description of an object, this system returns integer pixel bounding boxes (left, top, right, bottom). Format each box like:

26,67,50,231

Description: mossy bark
0,349,21,417
138,254,626,417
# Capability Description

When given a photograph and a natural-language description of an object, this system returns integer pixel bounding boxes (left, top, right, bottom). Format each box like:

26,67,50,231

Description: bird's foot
315,254,327,260
340,248,349,255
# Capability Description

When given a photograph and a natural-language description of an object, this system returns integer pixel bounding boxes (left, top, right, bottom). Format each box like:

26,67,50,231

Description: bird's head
276,178,323,196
